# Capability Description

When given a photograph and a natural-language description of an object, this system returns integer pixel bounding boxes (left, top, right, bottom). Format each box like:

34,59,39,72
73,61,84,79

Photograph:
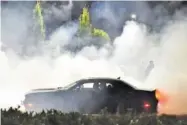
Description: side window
82,82,94,88
72,82,94,91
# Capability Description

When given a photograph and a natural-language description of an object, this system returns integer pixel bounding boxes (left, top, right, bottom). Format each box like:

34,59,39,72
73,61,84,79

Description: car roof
75,77,137,88
76,77,126,82
76,77,154,91
25,77,153,95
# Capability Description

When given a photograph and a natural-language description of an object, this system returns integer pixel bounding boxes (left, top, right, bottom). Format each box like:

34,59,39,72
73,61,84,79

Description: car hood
25,87,66,95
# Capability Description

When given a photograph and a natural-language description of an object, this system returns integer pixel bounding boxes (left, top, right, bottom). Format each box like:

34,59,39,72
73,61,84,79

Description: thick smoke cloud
1,1,187,115
145,18,187,115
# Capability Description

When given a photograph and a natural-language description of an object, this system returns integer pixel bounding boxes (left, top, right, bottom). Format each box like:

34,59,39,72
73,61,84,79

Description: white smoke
145,18,187,115
43,0,73,23
1,1,187,115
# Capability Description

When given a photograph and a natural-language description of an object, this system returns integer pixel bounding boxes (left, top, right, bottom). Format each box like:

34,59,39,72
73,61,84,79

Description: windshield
62,82,77,90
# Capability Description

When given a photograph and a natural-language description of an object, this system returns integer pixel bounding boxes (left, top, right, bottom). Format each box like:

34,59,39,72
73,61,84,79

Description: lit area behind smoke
145,19,187,115
131,14,137,20
1,1,187,115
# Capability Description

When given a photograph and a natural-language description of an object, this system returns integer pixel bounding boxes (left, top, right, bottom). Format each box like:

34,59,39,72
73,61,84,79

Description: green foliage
78,7,111,41
32,4,110,41
79,7,91,30
1,107,187,125
92,28,110,41
33,0,46,40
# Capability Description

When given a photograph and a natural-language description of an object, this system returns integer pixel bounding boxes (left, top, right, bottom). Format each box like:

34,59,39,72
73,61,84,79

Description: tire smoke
1,1,187,115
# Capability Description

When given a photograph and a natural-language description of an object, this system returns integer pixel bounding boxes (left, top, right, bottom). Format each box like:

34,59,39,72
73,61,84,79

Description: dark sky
1,1,187,42
1,1,187,56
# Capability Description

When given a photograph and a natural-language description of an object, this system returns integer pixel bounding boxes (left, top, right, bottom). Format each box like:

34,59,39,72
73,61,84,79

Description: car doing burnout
22,77,161,114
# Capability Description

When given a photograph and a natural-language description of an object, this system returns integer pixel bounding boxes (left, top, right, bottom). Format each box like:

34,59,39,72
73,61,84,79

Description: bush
1,107,187,125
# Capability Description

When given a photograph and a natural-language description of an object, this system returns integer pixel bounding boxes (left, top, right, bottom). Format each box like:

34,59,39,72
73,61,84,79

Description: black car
22,77,159,114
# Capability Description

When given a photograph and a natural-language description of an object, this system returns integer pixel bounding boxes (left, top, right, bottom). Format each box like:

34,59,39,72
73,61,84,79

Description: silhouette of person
145,60,154,78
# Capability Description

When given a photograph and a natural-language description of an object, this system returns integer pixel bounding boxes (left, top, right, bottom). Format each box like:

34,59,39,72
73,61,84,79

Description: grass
1,107,187,125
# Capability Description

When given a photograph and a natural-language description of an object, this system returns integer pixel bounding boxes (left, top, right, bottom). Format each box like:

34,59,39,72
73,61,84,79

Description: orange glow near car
155,89,168,103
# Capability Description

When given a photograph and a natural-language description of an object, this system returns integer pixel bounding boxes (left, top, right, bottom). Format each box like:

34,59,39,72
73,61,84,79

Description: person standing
145,60,154,79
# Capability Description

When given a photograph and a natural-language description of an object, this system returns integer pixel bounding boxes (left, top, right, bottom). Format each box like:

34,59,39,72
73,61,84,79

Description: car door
107,81,135,113
66,82,95,113
73,81,108,114
66,84,84,112
95,82,109,112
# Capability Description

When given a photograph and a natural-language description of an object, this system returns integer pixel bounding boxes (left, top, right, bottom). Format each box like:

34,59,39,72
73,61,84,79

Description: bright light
131,14,137,20
143,102,151,109
155,89,168,103
144,103,150,108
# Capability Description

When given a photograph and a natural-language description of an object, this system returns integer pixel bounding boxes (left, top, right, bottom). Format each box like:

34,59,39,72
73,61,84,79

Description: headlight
25,103,33,108
27,103,33,107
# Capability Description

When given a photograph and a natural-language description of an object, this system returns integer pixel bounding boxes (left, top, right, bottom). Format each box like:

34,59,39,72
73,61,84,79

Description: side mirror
73,86,80,92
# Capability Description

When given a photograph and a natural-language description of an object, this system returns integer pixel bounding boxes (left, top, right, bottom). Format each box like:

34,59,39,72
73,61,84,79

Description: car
22,77,159,114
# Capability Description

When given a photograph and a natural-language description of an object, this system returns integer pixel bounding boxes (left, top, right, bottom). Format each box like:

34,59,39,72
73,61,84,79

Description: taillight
143,102,151,108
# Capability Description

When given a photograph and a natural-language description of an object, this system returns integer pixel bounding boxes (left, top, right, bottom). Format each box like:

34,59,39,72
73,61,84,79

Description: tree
78,7,110,41
33,0,46,40
32,2,110,42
